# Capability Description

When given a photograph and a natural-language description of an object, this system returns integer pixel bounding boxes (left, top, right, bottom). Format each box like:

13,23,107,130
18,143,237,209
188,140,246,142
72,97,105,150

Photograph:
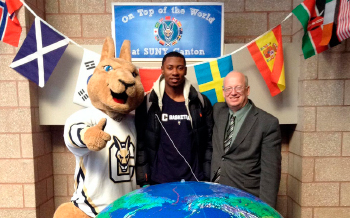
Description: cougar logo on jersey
115,136,132,173
109,135,135,183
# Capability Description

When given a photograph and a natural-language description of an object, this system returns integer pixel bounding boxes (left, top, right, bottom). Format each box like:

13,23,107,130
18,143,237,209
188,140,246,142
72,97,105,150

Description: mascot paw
84,118,111,151
54,202,91,218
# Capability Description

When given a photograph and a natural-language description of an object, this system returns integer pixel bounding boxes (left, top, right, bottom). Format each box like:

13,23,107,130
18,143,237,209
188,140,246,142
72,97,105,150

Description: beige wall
0,0,349,217
0,1,55,217
288,0,350,216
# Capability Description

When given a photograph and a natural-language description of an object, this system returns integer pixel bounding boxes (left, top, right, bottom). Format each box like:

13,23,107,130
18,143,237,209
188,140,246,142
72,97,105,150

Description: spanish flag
247,25,285,96
194,55,233,104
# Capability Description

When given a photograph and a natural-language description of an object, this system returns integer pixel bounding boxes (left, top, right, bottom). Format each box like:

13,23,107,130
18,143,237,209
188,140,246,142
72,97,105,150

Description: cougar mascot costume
53,37,144,218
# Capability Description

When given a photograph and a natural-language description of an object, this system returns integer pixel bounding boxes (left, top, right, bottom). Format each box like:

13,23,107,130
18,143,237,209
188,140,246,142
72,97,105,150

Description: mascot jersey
64,107,137,217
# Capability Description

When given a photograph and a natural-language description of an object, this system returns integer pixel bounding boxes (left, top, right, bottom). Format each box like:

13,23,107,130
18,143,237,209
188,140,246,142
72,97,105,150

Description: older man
211,71,281,208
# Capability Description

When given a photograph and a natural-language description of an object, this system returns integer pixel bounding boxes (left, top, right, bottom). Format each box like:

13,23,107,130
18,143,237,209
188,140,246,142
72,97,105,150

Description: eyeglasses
223,86,247,94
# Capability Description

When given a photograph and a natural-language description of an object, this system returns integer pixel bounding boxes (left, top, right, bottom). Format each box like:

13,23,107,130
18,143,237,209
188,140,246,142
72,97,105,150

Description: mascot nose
118,79,135,89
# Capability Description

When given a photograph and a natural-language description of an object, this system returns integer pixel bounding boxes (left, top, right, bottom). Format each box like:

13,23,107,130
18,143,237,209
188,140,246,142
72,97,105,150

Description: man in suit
211,71,281,208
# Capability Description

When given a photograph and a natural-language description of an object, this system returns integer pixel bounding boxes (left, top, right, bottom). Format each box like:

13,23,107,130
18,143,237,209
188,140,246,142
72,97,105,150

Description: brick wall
1,0,349,217
288,0,350,215
0,0,55,217
289,40,350,217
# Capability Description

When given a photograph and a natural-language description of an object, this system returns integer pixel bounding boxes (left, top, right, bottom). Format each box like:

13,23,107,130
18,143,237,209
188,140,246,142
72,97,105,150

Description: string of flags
2,0,350,106
10,17,69,87
0,0,22,47
194,55,233,104
247,25,285,97
292,0,350,59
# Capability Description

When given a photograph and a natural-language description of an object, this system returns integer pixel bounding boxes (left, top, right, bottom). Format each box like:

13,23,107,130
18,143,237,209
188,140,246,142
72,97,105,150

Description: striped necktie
212,115,236,183
224,114,235,153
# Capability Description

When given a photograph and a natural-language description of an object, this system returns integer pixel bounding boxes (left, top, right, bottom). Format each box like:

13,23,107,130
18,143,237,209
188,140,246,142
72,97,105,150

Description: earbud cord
155,114,199,182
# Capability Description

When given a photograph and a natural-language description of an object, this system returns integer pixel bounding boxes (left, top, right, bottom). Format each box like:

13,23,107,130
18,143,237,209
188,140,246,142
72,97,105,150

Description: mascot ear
119,40,131,62
100,37,115,61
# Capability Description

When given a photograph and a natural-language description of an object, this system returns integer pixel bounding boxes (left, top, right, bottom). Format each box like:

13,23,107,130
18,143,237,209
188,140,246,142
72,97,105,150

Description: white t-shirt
64,107,136,217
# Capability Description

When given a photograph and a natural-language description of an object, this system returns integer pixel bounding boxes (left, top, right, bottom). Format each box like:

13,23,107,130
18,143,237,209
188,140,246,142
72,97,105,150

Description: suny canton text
132,47,205,56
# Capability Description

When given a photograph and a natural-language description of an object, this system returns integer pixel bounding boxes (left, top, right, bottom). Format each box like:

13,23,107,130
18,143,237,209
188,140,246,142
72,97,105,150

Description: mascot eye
103,65,113,72
132,71,137,77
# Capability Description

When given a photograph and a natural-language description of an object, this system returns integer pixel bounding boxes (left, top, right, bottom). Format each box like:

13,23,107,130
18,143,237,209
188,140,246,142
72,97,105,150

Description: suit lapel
228,103,259,152
217,105,229,154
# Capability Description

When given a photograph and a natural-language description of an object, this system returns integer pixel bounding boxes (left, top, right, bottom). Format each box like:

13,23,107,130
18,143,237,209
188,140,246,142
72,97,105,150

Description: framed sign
112,2,224,61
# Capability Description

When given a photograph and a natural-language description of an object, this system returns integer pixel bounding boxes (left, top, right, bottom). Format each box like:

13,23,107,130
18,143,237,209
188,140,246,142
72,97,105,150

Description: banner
112,3,224,61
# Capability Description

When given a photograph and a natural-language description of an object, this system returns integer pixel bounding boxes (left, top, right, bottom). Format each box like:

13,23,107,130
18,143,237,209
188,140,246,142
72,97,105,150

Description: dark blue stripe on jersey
72,167,85,209
73,167,97,215
69,123,87,147
82,189,98,215
77,167,85,181
78,167,97,215
77,128,85,145
73,200,78,208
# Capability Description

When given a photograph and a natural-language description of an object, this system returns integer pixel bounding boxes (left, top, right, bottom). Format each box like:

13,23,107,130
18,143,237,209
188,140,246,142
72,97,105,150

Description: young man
211,71,281,208
135,52,213,186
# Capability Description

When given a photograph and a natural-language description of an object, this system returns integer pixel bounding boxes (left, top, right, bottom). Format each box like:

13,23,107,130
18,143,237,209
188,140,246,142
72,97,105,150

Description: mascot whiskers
53,37,144,218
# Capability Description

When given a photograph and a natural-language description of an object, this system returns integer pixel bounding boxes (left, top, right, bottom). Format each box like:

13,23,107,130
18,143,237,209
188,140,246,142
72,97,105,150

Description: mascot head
87,37,144,119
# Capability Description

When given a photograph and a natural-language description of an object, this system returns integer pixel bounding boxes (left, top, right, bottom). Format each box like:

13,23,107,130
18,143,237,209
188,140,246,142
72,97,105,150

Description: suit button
221,157,225,161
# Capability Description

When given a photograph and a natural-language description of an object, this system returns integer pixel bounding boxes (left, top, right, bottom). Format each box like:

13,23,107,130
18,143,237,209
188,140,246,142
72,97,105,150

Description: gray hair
244,75,248,87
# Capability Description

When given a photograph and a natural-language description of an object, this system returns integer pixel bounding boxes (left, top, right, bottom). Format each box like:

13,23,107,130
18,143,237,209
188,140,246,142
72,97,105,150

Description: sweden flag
194,55,233,105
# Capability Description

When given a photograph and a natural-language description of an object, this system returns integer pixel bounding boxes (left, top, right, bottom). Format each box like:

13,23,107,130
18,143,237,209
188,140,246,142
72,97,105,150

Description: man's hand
83,118,111,151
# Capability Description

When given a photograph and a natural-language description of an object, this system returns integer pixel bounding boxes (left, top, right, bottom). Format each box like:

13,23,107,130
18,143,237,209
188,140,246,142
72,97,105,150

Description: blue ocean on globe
97,181,283,218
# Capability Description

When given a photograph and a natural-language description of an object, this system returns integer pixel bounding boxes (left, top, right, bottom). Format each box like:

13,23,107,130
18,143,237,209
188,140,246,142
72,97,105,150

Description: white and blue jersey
64,107,137,217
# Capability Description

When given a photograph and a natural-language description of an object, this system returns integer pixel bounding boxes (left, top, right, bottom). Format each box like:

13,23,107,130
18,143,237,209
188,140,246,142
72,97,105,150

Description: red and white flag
336,0,350,41
0,0,22,47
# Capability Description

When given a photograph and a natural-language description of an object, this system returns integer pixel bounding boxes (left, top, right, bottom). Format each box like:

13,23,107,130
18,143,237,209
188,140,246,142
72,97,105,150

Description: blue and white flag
10,17,69,87
73,48,101,107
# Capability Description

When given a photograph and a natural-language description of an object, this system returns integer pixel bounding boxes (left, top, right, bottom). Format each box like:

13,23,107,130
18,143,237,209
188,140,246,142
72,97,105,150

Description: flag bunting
248,25,286,96
10,17,69,87
337,0,350,41
4,0,346,101
194,55,233,104
0,0,22,47
138,68,162,93
293,0,341,59
73,49,101,107
320,0,337,45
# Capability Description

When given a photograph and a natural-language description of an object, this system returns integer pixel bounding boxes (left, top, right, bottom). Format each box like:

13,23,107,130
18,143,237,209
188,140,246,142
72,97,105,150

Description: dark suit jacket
211,100,281,208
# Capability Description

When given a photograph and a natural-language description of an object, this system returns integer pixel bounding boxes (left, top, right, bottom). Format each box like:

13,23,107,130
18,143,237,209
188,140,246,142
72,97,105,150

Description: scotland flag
10,17,69,87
